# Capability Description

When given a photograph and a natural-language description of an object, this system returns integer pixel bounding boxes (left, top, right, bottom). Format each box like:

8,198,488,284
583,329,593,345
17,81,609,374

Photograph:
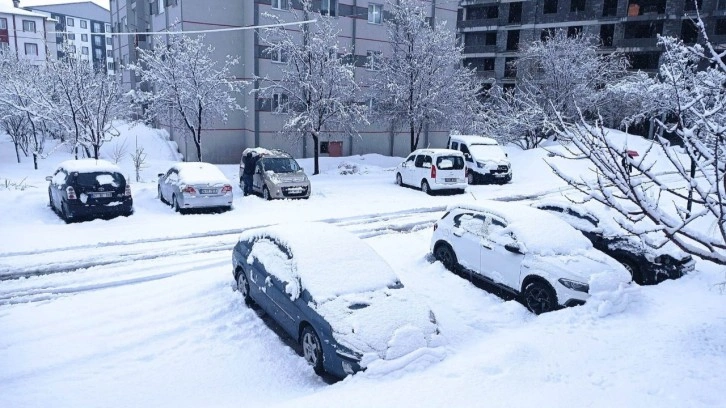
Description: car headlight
558,278,589,293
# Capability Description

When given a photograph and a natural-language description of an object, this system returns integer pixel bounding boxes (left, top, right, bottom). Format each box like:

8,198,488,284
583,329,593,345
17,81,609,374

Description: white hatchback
395,149,467,195
430,201,631,314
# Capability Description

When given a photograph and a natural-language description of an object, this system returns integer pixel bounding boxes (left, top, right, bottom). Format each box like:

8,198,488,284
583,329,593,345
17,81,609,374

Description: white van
395,149,467,195
447,135,512,184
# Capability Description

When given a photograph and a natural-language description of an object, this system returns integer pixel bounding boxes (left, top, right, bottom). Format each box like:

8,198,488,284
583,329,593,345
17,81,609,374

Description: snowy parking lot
1,128,725,408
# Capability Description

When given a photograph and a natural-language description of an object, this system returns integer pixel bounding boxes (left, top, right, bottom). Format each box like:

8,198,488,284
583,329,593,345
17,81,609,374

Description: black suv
533,201,695,285
47,159,133,222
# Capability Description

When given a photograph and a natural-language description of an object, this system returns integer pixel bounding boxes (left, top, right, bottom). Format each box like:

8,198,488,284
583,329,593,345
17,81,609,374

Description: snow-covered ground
1,124,724,407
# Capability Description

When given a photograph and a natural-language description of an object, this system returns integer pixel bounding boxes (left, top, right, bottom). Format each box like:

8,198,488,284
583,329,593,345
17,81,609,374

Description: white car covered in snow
157,162,233,213
232,222,443,378
430,201,631,314
395,149,468,194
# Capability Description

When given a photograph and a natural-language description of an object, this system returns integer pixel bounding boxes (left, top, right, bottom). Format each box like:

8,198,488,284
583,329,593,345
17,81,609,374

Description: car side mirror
401,162,407,168
504,243,523,255
464,153,472,161
45,176,52,181
157,173,164,178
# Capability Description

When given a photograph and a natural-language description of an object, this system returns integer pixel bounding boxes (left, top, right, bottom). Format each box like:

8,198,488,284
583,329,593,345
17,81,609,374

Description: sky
4,0,109,10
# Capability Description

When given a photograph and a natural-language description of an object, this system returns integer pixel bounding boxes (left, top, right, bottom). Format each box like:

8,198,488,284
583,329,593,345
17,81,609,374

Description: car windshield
469,144,507,161
73,172,123,188
262,158,301,173
437,156,465,170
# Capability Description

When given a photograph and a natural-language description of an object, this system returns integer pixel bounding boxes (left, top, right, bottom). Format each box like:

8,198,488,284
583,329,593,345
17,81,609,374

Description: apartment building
25,1,115,74
110,0,459,164
0,0,55,64
459,0,726,89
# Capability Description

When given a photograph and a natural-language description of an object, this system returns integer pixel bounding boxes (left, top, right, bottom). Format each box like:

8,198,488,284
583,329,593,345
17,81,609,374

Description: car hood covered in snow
316,287,440,365
525,250,631,288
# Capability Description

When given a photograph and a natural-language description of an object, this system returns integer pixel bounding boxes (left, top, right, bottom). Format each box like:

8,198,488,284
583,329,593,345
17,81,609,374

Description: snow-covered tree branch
132,34,246,162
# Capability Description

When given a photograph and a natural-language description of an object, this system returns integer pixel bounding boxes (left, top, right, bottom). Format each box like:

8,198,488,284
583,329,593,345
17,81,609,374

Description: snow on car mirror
504,242,523,254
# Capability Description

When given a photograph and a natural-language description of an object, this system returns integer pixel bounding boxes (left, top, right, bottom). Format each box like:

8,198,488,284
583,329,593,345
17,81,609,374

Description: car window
422,155,433,168
486,216,516,246
538,205,565,214
451,141,459,150
454,213,488,237
73,172,123,188
249,238,301,300
414,155,425,168
405,154,415,164
437,155,465,170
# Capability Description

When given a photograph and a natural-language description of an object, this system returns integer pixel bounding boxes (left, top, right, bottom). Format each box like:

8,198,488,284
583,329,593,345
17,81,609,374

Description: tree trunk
93,144,100,160
410,118,416,152
33,152,38,170
14,142,21,164
312,132,320,175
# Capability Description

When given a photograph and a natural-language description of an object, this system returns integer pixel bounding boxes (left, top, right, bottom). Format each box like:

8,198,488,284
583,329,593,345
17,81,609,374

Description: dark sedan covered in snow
232,222,442,378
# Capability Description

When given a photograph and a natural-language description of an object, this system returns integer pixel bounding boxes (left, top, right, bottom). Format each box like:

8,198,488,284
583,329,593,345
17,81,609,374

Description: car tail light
182,186,196,194
431,165,437,179
66,186,77,200
124,184,132,196
221,185,232,193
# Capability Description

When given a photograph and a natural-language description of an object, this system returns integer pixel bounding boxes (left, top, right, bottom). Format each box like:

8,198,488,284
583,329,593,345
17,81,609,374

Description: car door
449,212,487,278
413,154,426,186
253,161,264,193
479,215,525,291
165,170,180,200
401,154,416,185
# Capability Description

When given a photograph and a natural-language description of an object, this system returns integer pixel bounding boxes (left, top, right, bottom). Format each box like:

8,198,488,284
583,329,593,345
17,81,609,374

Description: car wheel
467,172,476,185
421,180,432,195
457,189,466,195
396,173,403,186
300,325,324,375
158,186,167,204
434,243,458,272
263,186,271,201
173,194,185,214
523,280,558,315
621,260,642,284
236,269,251,305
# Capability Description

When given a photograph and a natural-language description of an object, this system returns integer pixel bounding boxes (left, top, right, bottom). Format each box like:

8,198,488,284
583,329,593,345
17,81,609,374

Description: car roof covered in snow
449,135,499,146
448,200,593,255
242,147,291,158
239,222,400,301
58,159,123,174
410,148,465,156
171,162,230,185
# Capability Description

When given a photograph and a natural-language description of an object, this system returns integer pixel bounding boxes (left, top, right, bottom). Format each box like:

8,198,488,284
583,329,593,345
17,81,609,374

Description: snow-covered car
240,148,311,200
232,222,442,378
46,159,133,222
447,135,512,184
395,149,467,195
157,162,233,213
532,200,695,285
430,201,631,314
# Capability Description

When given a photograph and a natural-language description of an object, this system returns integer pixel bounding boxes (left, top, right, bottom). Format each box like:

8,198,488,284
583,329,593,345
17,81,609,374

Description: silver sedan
158,162,233,214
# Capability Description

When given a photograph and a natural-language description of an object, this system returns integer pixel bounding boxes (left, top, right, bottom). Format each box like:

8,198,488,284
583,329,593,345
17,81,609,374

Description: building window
368,4,383,24
366,50,382,70
24,43,38,55
320,141,329,154
93,36,102,46
543,0,558,14
506,30,520,51
464,32,497,47
684,0,702,11
66,17,74,27
682,20,699,43
464,57,495,72
106,37,113,46
571,0,586,12
509,2,522,23
467,5,498,20
69,45,77,53
504,57,517,78
107,50,113,57
81,34,88,42
271,0,289,10
94,48,103,59
108,61,115,71
93,22,101,33
272,93,289,113
717,19,726,35
600,24,615,46
567,26,583,37
719,0,726,10
82,46,89,55
80,20,87,29
106,23,111,32
623,21,663,39
0,18,7,30
22,20,36,33
67,33,76,40
269,46,287,63
627,52,660,70
603,0,618,16
541,28,554,41
320,0,338,17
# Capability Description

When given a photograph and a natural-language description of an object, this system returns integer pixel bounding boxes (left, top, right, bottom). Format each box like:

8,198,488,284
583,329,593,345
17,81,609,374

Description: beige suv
240,148,311,200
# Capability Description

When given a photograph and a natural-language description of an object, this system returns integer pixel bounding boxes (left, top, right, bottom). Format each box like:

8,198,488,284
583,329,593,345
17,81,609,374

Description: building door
328,141,343,157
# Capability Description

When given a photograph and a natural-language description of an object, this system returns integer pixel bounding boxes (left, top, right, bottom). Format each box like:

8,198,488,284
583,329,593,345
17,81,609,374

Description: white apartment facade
0,0,54,64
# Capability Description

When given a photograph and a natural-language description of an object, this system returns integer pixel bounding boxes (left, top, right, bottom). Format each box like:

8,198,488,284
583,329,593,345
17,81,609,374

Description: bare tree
132,34,246,162
370,0,481,153
0,113,31,163
547,28,726,265
255,1,367,175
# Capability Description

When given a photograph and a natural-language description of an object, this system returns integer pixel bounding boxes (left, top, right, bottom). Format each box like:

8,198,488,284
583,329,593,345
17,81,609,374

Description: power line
47,19,316,36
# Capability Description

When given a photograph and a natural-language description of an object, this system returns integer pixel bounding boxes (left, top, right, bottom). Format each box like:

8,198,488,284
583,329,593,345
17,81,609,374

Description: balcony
458,18,500,29
463,45,498,54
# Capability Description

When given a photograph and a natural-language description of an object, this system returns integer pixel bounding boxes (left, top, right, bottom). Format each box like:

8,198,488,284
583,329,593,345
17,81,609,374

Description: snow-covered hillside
0,125,724,408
